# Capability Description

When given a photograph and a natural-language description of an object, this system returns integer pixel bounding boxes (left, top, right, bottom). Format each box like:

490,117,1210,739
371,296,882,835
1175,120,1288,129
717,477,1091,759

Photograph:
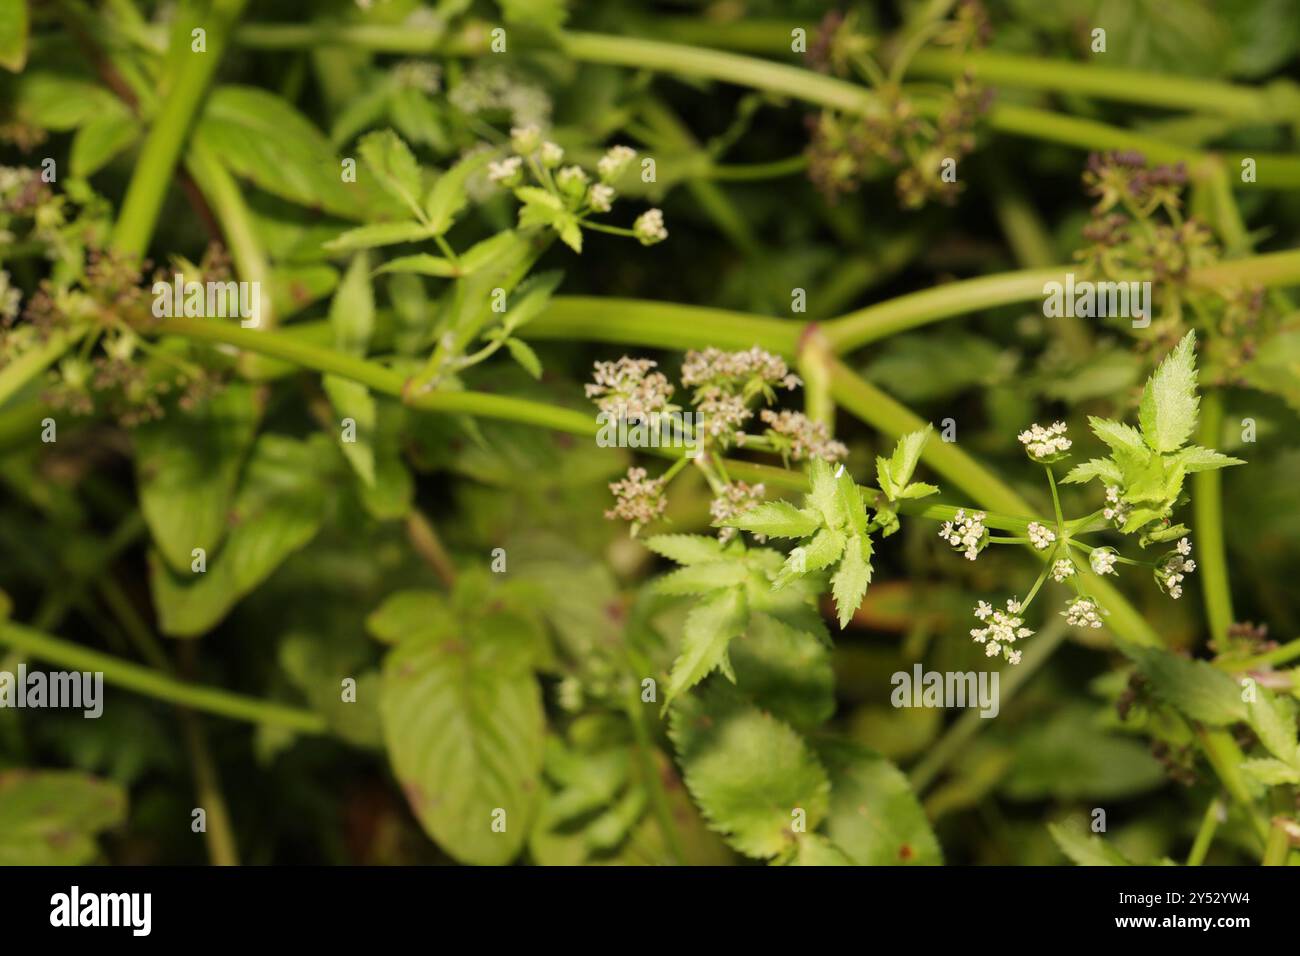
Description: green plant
0,0,1298,869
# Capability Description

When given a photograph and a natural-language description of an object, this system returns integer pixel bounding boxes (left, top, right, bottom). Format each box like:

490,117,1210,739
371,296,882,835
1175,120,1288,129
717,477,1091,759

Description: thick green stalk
0,329,84,409
907,49,1273,119
0,621,327,733
112,0,251,256
1193,391,1233,643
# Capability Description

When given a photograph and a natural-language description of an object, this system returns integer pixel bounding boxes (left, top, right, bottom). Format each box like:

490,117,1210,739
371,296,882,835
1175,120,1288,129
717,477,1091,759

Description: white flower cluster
597,145,637,183
711,481,767,543
392,60,441,94
1050,559,1076,582
1027,521,1056,550
1158,537,1196,599
681,346,801,392
1062,596,1104,628
585,357,675,418
1102,485,1131,527
633,208,668,245
971,598,1032,664
1018,421,1072,461
0,270,20,323
448,65,551,128
1089,547,1118,575
487,156,523,186
939,509,986,560
605,466,667,533
755,409,848,462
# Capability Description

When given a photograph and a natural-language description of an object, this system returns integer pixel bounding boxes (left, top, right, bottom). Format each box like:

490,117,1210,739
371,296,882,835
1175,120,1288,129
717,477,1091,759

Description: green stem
1213,637,1300,672
0,328,85,410
1186,795,1222,866
907,49,1273,119
1194,391,1233,645
623,673,687,865
112,0,250,256
1197,725,1269,843
704,155,808,181
0,620,327,733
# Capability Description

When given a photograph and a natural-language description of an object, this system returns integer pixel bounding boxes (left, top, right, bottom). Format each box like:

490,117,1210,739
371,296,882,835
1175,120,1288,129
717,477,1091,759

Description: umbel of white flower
939,509,987,560
1155,537,1196,599
1027,521,1056,550
1089,547,1118,575
633,209,669,245
970,598,1032,665
1018,421,1072,462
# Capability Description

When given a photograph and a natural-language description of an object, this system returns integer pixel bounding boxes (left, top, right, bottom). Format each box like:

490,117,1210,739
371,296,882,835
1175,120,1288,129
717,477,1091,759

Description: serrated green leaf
730,612,834,730
836,469,867,537
70,112,140,178
669,686,830,859
0,771,126,865
1175,445,1246,473
148,435,333,637
1241,758,1300,786
656,560,749,596
1048,820,1133,866
380,606,545,865
807,458,844,528
830,534,873,628
424,150,493,235
898,481,939,499
504,337,543,379
787,834,855,865
323,375,376,486
373,253,460,278
358,128,424,219
199,87,364,219
1061,457,1123,485
1088,416,1147,454
819,739,942,865
329,251,374,355
887,426,931,494
664,586,748,706
727,500,820,538
0,0,29,72
1246,691,1298,765
643,534,726,565
134,383,260,573
1139,331,1200,453
1118,641,1248,726
323,220,433,253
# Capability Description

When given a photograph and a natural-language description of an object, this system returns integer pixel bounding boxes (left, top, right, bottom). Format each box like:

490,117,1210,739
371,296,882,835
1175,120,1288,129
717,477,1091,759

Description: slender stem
1262,815,1293,866
1046,467,1065,536
1194,391,1234,645
623,671,687,865
1197,725,1269,843
704,155,808,181
179,709,240,865
1186,796,1222,866
1213,637,1300,672
405,509,458,587
0,621,328,734
112,0,250,256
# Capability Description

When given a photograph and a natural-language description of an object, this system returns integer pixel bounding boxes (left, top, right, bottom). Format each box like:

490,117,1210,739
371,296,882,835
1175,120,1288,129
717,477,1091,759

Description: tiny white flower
597,145,637,183
1018,421,1072,462
1027,522,1056,551
539,141,564,168
1050,559,1075,582
633,208,668,245
1089,547,1118,575
939,509,987,561
969,598,1033,664
1062,596,1104,629
510,124,541,155
587,183,615,212
487,156,523,186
